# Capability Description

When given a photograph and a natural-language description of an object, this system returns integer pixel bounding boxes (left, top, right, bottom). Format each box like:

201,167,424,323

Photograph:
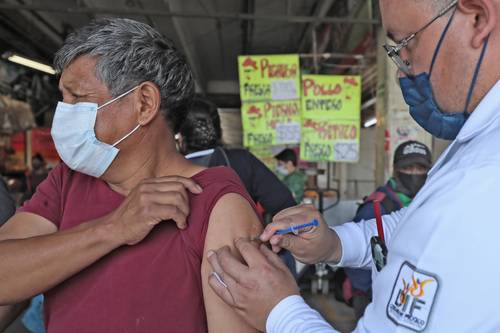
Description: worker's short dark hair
274,148,297,166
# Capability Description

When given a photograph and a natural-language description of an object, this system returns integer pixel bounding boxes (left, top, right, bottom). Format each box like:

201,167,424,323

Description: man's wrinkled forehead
58,55,105,95
380,0,435,42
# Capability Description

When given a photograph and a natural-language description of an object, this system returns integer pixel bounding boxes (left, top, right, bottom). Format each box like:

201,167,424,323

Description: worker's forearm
0,301,29,332
0,216,122,305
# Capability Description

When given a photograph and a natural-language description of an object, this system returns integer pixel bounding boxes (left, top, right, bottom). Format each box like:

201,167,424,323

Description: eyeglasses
383,0,458,76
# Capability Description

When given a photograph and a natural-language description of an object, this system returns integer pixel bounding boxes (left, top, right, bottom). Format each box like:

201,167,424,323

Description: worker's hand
260,204,341,264
207,238,299,332
107,176,202,245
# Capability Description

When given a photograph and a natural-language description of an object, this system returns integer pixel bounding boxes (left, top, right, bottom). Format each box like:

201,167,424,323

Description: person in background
0,175,27,333
22,156,49,333
177,98,297,218
22,154,50,203
0,176,15,226
274,149,306,204
344,140,432,320
30,154,49,191
1,156,46,333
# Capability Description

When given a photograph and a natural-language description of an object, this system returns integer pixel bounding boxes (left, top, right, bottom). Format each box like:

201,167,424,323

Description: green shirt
388,178,412,207
283,170,306,204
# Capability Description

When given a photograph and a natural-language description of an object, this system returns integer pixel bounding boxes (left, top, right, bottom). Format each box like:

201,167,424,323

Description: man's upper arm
202,193,262,333
0,212,57,242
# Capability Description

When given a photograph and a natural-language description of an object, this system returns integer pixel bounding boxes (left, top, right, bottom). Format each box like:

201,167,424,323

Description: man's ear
459,0,497,48
134,81,162,126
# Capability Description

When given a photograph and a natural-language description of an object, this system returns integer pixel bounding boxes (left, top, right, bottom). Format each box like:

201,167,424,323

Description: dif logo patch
387,262,439,332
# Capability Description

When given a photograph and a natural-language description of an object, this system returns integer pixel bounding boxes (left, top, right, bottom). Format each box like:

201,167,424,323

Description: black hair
32,153,45,163
178,98,222,154
274,148,297,167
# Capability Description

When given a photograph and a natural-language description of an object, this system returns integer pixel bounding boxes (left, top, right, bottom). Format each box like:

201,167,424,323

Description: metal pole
299,52,370,60
312,29,319,74
25,130,32,170
339,162,348,199
0,3,381,24
375,28,388,186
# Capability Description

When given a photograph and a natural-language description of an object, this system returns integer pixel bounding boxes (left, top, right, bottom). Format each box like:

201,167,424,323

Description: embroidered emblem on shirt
387,261,439,332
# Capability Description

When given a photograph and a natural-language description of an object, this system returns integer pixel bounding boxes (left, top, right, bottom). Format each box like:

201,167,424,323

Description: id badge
370,236,388,272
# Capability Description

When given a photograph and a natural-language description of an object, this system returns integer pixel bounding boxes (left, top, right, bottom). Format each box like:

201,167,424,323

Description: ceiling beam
297,0,335,52
0,23,48,58
201,0,228,77
4,0,63,47
165,0,206,94
132,0,158,29
0,11,57,59
0,3,380,24
338,0,370,50
241,0,255,54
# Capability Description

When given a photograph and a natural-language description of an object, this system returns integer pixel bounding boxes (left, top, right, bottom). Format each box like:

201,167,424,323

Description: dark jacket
0,177,15,225
190,147,296,217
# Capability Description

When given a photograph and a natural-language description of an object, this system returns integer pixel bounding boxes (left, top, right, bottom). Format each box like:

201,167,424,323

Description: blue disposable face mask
51,86,141,178
399,9,490,140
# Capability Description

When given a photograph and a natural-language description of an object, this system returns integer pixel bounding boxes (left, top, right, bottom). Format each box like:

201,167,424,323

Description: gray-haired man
0,18,261,333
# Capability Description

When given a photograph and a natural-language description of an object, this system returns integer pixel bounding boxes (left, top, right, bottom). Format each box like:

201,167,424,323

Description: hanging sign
241,100,301,147
300,75,361,162
238,54,300,102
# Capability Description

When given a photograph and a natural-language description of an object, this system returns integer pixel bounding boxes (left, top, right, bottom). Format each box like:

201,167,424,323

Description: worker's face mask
399,9,490,140
396,172,428,198
51,86,141,178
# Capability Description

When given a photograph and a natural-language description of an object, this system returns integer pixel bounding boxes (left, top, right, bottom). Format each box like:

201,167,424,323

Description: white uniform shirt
267,80,500,333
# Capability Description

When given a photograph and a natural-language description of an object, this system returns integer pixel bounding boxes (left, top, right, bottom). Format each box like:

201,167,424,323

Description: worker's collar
427,79,500,179
455,79,500,143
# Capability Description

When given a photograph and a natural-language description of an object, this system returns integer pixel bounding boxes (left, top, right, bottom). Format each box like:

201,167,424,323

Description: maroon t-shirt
19,163,255,333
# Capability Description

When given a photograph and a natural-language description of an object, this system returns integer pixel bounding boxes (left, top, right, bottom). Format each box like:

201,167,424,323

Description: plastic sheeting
0,95,35,134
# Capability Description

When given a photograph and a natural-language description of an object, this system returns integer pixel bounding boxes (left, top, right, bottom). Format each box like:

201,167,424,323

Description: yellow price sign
301,75,361,120
241,100,301,147
238,54,300,102
300,118,360,162
300,74,361,162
